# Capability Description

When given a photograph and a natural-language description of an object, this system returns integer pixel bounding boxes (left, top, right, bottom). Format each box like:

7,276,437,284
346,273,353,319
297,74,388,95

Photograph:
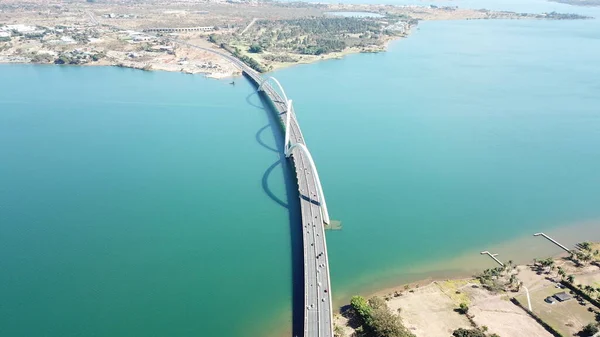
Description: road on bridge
244,71,334,337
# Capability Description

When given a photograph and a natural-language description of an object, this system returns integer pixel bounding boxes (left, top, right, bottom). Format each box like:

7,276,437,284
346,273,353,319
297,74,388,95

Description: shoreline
332,217,600,309
0,58,242,79
334,235,600,337
263,218,600,337
1,2,591,78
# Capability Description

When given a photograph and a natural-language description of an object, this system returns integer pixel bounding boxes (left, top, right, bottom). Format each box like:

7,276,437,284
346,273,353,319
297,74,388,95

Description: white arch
258,76,289,106
259,76,294,154
286,143,330,225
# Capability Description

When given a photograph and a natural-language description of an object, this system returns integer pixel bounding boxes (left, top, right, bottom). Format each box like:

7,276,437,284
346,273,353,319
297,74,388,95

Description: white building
133,35,153,42
60,36,76,44
3,24,37,33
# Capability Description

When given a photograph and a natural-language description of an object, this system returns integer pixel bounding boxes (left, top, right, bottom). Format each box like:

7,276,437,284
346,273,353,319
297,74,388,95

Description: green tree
350,295,371,322
367,296,415,337
458,302,469,315
585,285,596,296
581,323,599,336
567,274,575,283
248,44,263,53
580,242,593,251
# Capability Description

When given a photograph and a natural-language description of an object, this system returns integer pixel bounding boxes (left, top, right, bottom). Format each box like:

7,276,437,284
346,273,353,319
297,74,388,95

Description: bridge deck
244,70,334,337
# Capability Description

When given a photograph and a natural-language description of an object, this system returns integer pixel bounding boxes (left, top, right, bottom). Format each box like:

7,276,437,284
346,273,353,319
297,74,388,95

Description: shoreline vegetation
336,242,600,337
0,0,592,77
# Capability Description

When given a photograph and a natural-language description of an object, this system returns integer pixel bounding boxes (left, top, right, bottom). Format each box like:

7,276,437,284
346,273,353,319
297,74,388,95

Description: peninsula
0,0,590,77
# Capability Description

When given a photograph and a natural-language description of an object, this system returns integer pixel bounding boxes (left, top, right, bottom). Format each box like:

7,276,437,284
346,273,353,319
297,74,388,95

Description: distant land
548,0,600,6
0,0,592,77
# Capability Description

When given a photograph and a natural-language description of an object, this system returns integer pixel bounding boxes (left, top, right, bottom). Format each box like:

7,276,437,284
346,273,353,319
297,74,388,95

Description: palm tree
584,285,595,296
579,241,592,251
577,251,589,264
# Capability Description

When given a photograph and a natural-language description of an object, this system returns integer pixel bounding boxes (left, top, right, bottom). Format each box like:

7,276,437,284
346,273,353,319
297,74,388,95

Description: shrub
248,43,263,53
581,323,599,336
452,328,486,337
458,302,469,315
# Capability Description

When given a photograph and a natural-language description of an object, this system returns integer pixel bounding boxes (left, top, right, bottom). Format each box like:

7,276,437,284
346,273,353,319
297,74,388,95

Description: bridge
147,37,336,336
244,70,334,337
82,12,335,335
143,26,215,33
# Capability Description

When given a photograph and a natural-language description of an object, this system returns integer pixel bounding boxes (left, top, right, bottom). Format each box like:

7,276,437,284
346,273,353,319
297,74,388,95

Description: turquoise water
273,14,600,295
0,66,295,337
2,1,600,336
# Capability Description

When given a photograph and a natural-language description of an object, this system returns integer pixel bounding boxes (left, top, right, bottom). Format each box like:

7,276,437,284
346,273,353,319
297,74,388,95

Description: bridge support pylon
259,76,330,226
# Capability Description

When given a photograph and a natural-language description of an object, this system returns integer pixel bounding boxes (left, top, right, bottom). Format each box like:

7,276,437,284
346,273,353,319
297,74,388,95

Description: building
144,26,214,33
2,24,37,33
132,35,153,42
553,292,572,302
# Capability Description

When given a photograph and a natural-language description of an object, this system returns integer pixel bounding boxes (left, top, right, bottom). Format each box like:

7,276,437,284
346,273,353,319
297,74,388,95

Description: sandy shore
262,219,600,337
331,218,600,307
334,238,600,337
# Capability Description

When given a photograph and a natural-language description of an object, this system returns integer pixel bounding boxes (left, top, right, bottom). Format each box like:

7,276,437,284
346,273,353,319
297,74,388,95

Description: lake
1,1,600,336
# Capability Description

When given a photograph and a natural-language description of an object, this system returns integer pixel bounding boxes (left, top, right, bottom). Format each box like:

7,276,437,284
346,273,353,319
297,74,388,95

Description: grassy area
212,16,409,70
436,279,476,305
515,285,597,336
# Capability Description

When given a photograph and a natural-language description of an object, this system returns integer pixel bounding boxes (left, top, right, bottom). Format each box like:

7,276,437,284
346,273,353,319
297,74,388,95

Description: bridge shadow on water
247,91,304,337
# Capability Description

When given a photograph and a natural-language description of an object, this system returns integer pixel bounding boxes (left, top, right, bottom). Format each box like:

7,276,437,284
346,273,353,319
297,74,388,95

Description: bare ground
335,259,600,337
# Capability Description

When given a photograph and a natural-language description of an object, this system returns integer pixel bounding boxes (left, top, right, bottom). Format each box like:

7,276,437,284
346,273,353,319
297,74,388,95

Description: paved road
240,18,259,35
244,71,334,337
